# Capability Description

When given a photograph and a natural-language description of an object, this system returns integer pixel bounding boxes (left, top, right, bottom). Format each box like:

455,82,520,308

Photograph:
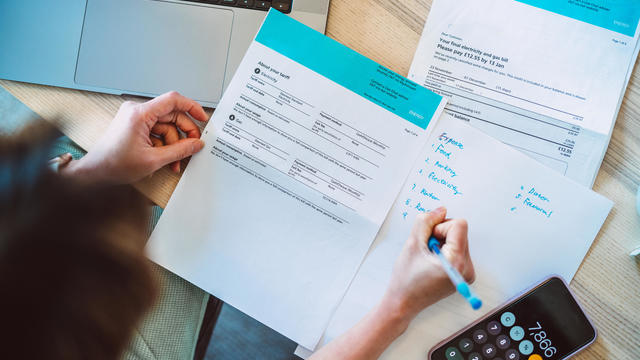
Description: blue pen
428,236,482,310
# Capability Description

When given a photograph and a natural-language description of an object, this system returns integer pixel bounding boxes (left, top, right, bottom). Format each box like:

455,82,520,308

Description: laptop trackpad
76,0,233,103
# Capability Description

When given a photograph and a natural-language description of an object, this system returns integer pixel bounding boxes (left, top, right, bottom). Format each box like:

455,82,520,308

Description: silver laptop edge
0,0,330,108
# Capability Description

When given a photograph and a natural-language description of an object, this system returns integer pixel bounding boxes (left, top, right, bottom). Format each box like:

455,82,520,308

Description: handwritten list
312,116,612,360
400,125,561,224
402,132,466,220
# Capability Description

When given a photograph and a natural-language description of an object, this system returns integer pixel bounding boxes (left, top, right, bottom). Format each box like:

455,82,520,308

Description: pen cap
469,297,482,310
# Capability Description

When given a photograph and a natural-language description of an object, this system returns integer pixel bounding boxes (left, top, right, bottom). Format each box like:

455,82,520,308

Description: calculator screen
430,277,595,360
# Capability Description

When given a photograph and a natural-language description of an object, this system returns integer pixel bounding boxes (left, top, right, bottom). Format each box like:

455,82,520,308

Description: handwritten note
402,132,467,219
301,117,613,360
397,125,573,235
510,186,554,218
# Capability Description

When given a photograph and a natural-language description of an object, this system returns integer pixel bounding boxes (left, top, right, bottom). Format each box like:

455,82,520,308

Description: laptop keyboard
188,0,293,14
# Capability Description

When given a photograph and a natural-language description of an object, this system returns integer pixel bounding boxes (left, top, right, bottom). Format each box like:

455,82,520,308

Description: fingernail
432,206,446,215
193,139,205,152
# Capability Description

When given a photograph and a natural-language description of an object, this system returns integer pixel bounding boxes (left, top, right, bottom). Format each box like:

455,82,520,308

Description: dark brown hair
0,124,158,359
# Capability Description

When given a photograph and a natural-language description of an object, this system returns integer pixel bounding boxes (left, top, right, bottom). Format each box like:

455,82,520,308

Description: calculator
428,276,596,360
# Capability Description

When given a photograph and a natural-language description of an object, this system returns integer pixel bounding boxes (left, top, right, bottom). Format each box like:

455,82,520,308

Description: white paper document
409,0,640,187
147,10,446,349
297,117,612,359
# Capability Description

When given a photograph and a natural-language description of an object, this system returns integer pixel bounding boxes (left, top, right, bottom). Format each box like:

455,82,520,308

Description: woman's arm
309,296,411,360
311,206,475,360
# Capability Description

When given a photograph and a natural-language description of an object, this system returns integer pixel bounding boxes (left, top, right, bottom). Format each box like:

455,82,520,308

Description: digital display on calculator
429,277,596,360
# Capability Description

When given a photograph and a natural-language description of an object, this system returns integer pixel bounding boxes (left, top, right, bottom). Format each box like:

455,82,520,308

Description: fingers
141,91,208,123
150,136,163,148
432,219,469,255
152,123,183,172
433,219,475,283
152,123,180,144
158,112,202,138
151,138,205,171
410,206,447,247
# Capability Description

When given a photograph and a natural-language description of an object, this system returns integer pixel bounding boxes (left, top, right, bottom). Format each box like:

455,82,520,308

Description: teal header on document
255,10,443,130
516,0,640,37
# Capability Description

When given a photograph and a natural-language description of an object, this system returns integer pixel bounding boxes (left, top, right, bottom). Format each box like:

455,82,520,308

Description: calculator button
472,329,488,344
519,340,534,355
445,347,464,360
487,321,501,335
482,343,497,359
459,338,474,353
528,355,542,360
496,334,510,349
505,349,520,360
500,312,516,327
509,326,524,341
468,352,482,360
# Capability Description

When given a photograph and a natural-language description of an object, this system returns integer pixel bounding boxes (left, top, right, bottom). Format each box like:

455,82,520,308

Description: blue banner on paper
516,0,640,37
255,10,443,130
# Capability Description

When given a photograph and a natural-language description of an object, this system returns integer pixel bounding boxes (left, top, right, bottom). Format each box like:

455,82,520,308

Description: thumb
411,206,447,245
152,138,205,168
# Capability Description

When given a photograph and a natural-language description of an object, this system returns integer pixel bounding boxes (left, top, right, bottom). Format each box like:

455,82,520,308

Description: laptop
0,0,330,107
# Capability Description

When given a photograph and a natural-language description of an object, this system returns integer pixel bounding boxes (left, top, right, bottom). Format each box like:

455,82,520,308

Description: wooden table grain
2,0,639,358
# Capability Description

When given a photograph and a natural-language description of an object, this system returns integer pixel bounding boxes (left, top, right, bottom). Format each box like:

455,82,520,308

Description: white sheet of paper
296,116,612,358
408,0,640,187
146,10,446,349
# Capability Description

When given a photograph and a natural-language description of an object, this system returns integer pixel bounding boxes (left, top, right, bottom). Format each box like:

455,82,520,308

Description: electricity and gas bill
409,0,640,187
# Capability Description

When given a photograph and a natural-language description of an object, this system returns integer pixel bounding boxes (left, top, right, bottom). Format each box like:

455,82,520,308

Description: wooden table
2,0,639,358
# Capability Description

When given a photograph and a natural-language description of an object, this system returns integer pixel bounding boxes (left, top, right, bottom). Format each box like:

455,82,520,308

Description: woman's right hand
380,207,476,325
309,207,475,360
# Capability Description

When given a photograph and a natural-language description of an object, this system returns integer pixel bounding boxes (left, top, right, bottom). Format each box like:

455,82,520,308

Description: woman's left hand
64,91,208,185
